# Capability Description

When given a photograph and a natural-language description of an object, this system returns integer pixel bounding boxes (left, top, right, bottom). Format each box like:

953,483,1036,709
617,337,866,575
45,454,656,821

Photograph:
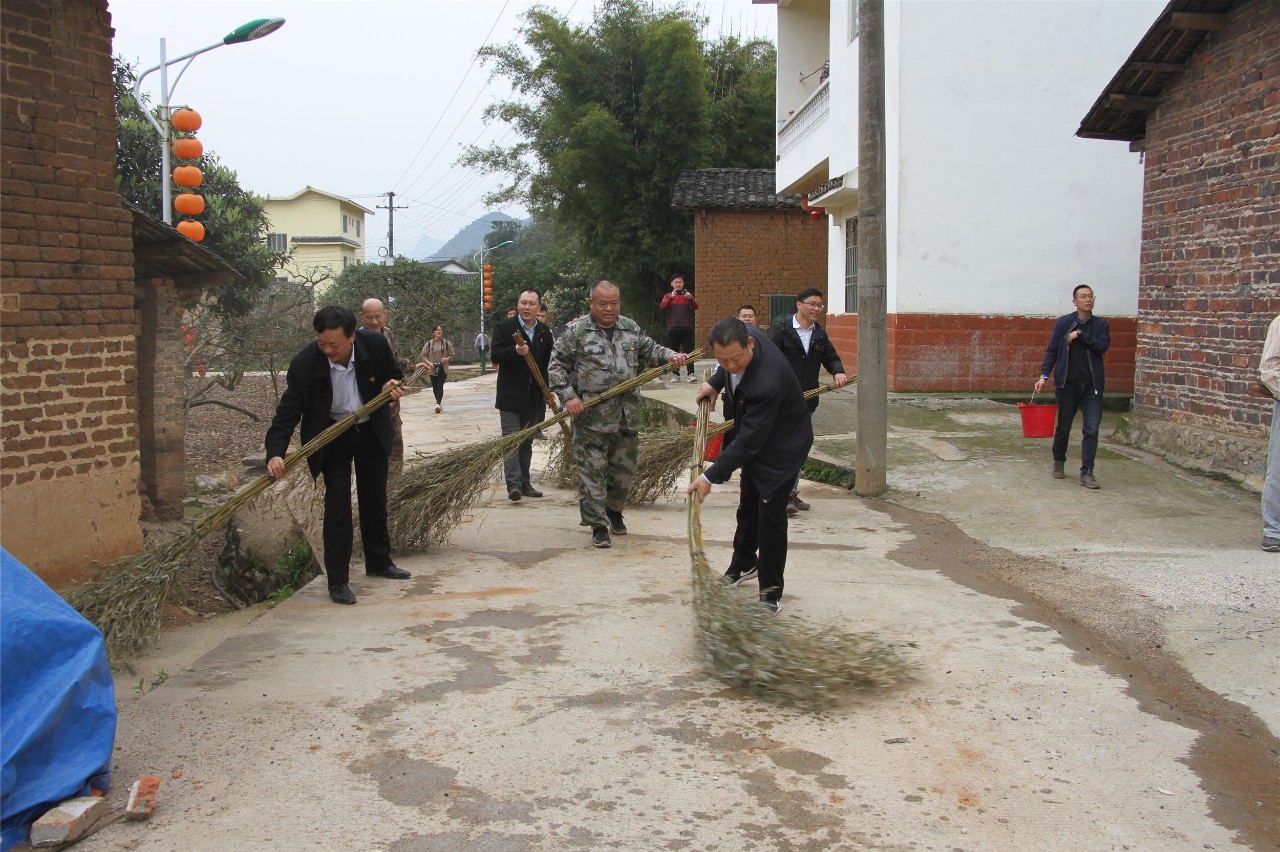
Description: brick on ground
30,796,108,847
125,776,162,820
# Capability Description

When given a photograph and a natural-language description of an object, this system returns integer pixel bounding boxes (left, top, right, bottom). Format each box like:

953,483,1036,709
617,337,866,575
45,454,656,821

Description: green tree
113,56,285,316
462,0,778,328
320,260,482,361
704,36,777,169
486,218,594,331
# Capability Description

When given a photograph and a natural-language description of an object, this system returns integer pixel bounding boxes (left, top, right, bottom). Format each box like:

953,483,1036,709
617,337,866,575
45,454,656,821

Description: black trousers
666,327,695,375
730,470,792,603
430,371,446,404
320,422,393,585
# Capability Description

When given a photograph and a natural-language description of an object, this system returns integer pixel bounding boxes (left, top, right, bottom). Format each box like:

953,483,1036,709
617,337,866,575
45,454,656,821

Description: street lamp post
473,240,513,375
132,18,286,224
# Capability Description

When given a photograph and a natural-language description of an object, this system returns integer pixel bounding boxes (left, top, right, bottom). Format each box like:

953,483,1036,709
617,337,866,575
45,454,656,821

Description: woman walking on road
420,324,454,413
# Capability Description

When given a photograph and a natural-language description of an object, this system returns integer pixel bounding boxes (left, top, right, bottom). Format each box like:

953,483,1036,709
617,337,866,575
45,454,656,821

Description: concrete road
81,371,1278,850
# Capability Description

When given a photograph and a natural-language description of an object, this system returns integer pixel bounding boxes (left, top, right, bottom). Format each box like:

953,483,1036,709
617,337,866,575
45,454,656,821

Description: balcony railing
777,80,830,161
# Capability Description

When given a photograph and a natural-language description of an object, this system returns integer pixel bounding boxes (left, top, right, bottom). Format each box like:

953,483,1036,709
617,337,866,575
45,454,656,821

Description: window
848,1,859,43
342,214,350,234
844,217,859,313
267,233,287,252
768,294,794,326
342,255,351,268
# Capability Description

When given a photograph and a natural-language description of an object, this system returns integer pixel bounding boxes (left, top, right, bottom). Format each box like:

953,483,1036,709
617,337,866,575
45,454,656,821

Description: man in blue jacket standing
1035,285,1110,489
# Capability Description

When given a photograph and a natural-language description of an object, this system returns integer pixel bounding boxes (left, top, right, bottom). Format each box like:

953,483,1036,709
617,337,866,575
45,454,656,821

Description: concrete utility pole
855,0,888,496
377,191,408,261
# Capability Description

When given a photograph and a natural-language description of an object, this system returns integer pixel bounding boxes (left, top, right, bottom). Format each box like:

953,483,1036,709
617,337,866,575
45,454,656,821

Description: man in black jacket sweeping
767,287,848,514
689,318,814,614
491,288,555,501
265,306,416,605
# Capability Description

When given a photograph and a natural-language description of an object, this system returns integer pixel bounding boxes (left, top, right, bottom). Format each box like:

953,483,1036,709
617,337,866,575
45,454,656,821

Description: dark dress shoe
329,584,357,605
508,488,522,502
366,564,411,579
520,485,543,498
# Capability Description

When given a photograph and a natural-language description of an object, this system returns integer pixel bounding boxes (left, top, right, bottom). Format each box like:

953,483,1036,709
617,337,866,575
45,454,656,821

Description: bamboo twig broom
387,350,705,551
684,389,914,708
64,366,429,661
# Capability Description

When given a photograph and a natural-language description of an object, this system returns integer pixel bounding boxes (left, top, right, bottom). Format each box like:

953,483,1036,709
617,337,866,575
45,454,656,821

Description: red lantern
170,108,202,132
174,193,205,216
176,220,205,242
173,165,203,187
172,137,203,160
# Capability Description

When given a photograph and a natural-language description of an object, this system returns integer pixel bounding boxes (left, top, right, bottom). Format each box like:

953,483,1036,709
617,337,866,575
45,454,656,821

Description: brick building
1,0,239,584
671,169,828,337
1077,0,1280,485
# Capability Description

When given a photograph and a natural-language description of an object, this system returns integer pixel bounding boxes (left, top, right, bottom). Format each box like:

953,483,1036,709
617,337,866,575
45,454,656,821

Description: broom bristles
685,381,913,708
64,367,431,660
389,353,705,547
628,380,855,506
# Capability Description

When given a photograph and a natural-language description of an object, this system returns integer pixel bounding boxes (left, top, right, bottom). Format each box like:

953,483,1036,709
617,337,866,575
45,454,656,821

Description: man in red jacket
660,275,698,383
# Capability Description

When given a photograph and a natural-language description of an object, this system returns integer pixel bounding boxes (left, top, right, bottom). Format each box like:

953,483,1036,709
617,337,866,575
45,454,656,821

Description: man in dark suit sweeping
491,288,555,501
688,317,814,614
265,306,416,605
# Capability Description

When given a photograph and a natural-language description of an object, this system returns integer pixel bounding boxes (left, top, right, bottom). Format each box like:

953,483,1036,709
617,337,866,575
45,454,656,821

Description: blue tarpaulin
1,548,116,850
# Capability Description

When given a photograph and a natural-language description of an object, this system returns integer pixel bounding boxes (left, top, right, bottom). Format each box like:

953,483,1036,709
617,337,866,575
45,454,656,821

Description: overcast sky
109,0,777,259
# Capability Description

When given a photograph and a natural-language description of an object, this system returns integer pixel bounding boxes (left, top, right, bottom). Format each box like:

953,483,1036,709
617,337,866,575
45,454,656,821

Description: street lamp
132,18,286,224
473,240,513,375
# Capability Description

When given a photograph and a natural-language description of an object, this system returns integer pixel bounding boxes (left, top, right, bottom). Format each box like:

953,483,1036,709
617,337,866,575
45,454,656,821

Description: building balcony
776,79,831,195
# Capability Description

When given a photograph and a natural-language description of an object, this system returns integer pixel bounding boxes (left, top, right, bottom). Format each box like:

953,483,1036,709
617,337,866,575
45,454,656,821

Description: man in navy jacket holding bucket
1035,285,1109,489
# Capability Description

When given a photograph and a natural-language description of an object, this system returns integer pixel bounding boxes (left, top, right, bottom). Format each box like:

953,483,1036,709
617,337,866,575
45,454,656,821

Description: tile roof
123,198,241,283
1077,0,1239,143
671,169,802,210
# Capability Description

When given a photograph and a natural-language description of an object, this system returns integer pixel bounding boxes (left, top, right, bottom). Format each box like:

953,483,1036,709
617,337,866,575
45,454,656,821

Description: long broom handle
687,375,715,556
194,365,429,539
513,331,573,440
704,376,858,439
532,347,706,434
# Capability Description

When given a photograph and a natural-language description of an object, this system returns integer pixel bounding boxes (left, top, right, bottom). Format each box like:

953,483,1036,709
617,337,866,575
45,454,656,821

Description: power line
391,0,511,193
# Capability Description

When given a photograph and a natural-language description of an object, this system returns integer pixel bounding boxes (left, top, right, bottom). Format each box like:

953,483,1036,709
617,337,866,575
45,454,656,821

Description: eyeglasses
800,301,824,309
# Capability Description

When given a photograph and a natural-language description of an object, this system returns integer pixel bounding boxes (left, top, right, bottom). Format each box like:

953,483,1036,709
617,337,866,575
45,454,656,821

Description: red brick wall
827,314,1137,393
688,208,827,338
1135,0,1280,441
1,0,144,582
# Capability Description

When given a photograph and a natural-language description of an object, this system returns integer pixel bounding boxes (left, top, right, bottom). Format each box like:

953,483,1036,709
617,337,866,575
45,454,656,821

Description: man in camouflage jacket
549,280,687,547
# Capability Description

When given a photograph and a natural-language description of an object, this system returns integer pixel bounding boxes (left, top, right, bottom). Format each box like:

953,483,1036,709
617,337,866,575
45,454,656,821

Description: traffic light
171,108,205,241
483,264,493,309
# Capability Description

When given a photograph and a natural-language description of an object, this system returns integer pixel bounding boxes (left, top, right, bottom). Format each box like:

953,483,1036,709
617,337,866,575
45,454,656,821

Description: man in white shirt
265,307,416,605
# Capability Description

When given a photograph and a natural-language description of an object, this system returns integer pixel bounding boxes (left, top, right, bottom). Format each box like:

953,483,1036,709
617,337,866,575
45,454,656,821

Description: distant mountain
409,233,445,261
429,212,520,263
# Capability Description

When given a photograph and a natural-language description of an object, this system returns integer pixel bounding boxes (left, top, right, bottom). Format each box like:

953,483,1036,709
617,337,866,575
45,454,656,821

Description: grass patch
264,543,314,607
802,459,856,490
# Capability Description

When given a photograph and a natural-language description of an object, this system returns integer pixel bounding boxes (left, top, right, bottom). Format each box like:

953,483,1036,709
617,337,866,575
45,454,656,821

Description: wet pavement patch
878,499,1280,849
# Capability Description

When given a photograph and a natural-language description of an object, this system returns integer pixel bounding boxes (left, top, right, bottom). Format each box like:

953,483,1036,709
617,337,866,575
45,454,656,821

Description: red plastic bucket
1017,399,1057,438
704,432,723,461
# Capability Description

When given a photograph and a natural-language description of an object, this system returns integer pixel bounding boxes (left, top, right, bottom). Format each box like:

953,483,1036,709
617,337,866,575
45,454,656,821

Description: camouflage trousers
573,423,639,528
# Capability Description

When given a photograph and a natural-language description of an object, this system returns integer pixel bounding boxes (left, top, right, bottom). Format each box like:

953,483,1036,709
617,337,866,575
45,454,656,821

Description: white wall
776,0,833,120
889,0,1160,317
825,0,860,182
